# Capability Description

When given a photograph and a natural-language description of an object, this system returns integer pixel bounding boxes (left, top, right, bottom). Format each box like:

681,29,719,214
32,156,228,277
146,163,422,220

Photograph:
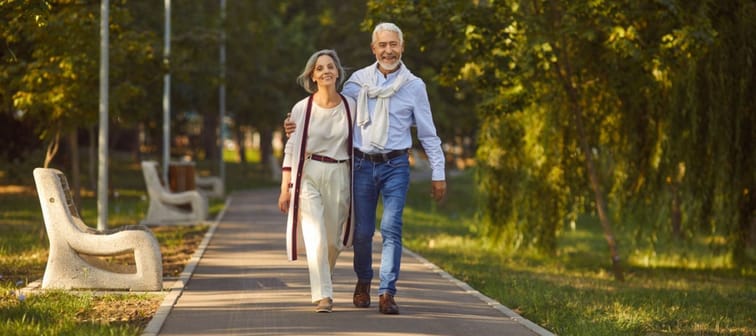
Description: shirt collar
374,62,403,79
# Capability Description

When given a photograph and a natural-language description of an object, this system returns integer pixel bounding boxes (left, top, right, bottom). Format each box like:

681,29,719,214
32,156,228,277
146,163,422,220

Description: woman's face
311,55,338,88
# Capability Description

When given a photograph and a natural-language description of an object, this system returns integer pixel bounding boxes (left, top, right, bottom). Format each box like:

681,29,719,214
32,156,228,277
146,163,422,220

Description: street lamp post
97,0,109,231
163,0,171,183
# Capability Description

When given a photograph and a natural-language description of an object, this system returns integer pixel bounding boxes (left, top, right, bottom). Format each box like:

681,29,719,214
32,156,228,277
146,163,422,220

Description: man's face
372,30,403,72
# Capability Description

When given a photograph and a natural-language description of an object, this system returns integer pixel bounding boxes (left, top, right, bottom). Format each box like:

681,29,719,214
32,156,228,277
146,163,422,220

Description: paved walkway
145,188,553,336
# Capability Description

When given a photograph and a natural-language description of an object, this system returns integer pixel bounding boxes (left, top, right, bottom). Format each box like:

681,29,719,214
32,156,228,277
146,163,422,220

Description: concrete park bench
141,160,207,225
195,174,224,199
33,168,163,291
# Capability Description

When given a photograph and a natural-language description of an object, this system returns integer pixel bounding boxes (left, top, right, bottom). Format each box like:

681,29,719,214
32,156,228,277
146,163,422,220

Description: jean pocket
353,157,365,170
386,155,409,168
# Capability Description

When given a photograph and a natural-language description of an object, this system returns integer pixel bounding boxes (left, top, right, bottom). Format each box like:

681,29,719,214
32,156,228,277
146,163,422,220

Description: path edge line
403,248,555,336
141,196,232,336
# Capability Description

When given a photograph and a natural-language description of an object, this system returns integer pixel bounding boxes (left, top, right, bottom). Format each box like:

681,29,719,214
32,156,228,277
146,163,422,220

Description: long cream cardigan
282,94,356,261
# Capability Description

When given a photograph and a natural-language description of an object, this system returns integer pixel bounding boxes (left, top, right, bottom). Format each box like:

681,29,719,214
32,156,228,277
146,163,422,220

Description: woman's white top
306,101,350,161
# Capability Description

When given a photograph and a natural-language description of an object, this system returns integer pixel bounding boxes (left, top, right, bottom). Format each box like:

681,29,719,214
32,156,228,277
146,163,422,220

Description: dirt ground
83,225,207,329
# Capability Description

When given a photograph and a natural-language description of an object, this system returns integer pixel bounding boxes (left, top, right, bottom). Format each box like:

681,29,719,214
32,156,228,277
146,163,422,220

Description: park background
1,1,754,335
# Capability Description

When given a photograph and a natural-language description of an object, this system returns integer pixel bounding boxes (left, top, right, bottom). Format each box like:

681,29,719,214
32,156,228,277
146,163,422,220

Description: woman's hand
278,189,290,213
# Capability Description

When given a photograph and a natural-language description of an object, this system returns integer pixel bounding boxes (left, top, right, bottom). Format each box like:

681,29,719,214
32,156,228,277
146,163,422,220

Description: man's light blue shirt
343,64,445,181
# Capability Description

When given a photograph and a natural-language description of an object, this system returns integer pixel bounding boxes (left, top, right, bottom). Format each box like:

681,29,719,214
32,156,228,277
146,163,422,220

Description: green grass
0,289,160,336
1,153,276,335
403,170,755,336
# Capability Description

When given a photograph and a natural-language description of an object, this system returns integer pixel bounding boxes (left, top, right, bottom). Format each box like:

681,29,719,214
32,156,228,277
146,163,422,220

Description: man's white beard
379,58,401,71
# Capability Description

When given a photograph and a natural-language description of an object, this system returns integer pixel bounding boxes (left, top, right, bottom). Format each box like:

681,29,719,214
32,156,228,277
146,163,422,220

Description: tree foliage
0,0,367,168
1,0,160,166
365,0,754,270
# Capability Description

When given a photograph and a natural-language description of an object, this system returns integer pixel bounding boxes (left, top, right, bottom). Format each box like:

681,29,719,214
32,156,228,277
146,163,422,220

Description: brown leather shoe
353,281,371,308
378,294,399,314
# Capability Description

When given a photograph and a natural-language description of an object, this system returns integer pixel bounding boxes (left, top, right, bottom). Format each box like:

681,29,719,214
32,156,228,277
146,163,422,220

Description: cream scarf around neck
349,62,411,151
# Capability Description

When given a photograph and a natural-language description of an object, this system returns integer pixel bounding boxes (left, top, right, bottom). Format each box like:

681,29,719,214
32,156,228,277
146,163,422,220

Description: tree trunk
671,185,682,239
560,76,625,281
43,129,60,168
89,126,96,190
203,112,219,162
68,130,81,205
671,157,685,239
733,109,754,264
570,94,625,282
546,2,624,279
136,123,145,162
568,94,625,281
236,124,247,165
259,128,273,174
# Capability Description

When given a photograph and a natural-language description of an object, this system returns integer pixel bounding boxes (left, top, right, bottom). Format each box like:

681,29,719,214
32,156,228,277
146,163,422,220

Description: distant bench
195,174,224,199
141,160,208,225
33,168,163,291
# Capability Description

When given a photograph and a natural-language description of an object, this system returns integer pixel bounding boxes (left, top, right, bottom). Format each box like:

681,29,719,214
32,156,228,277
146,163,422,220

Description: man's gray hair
371,22,404,46
296,49,345,94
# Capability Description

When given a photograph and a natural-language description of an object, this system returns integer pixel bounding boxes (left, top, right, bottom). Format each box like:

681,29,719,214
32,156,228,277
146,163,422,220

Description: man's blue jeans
352,152,410,296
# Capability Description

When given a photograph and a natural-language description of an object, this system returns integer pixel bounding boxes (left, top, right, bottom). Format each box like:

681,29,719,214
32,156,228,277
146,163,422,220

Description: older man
286,22,446,315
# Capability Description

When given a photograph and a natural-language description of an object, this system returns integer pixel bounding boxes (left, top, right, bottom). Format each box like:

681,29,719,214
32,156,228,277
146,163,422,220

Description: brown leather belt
354,149,408,163
308,154,348,163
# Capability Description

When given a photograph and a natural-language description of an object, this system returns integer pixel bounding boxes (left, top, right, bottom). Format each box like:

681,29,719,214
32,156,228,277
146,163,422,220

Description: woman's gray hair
296,49,345,94
371,22,404,46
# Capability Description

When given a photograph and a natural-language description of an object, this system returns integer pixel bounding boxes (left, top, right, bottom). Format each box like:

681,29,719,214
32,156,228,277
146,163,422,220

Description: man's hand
283,113,296,138
431,180,446,203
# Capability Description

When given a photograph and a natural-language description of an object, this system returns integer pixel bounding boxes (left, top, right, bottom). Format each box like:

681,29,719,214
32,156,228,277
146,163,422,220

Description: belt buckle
381,152,390,162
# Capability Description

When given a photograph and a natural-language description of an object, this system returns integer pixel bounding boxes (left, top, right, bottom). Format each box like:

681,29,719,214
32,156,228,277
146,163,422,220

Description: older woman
278,49,355,313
